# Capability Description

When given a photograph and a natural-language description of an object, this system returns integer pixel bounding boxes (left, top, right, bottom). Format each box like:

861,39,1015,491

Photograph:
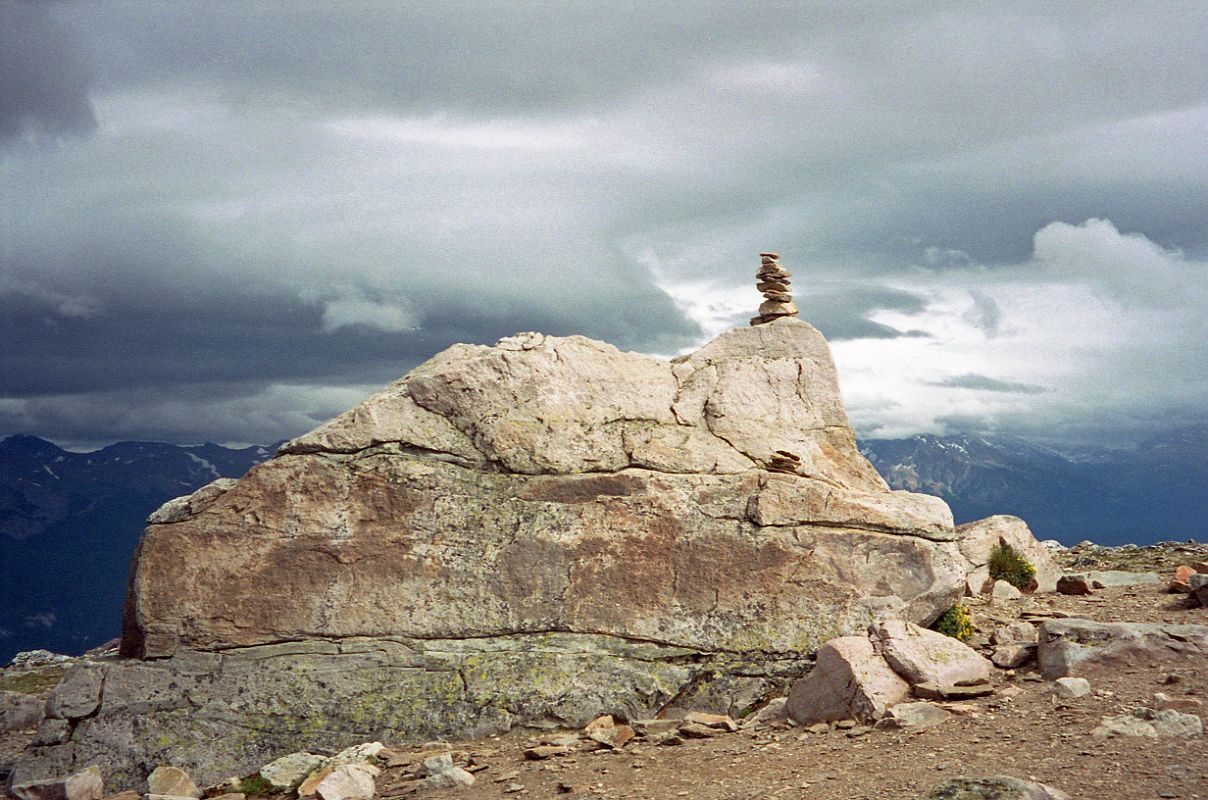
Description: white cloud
829,219,1208,442
313,287,419,333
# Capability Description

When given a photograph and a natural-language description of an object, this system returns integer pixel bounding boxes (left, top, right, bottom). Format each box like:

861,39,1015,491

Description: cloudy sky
2,1,1206,450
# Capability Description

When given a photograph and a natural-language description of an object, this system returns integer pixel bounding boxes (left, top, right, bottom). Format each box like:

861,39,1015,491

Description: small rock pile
750,252,799,326
766,449,802,475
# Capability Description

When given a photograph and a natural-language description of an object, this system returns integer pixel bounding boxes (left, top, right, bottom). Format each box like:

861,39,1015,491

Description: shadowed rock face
19,318,963,789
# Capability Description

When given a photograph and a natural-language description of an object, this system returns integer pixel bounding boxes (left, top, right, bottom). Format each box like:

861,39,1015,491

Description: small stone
1170,565,1196,592
631,718,681,737
677,721,721,738
105,793,141,800
1051,677,1091,699
991,580,1023,601
926,776,1070,800
875,702,950,731
758,300,798,316
146,767,201,799
1153,692,1203,712
807,722,830,734
260,753,326,791
683,711,739,731
524,745,569,760
1092,707,1203,739
1056,575,1093,595
844,725,872,737
835,719,858,730
656,734,684,746
10,766,106,800
296,767,334,797
990,622,1037,646
315,764,378,800
418,767,475,790
991,644,1037,669
502,783,523,794
556,781,587,794
913,682,994,701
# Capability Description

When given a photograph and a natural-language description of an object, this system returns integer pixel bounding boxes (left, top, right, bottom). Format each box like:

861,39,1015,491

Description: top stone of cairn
751,252,799,326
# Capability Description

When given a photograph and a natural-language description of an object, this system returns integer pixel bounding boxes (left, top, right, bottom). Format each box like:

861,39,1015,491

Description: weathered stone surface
1051,677,1090,699
991,580,1023,601
927,776,1070,800
19,321,965,789
1,690,46,733
786,636,910,725
1092,707,1203,738
45,665,102,720
955,516,1061,593
990,622,1036,646
870,620,992,689
1055,575,1093,595
1065,570,1161,589
10,766,105,800
145,767,199,799
913,682,994,701
314,763,377,800
259,753,326,791
991,644,1036,669
875,702,950,730
1037,618,1208,679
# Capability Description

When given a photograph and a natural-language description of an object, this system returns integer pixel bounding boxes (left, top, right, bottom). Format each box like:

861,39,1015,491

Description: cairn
767,450,802,475
750,252,799,326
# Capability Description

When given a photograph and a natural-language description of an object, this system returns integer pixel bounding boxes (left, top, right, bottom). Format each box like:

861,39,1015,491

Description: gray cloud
0,1,96,141
929,374,1048,395
3,3,1208,448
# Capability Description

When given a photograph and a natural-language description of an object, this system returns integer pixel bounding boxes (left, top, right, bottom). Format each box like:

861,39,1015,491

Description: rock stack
750,252,799,326
767,450,802,475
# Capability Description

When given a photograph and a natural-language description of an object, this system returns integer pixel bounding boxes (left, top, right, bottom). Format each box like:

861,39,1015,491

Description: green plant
237,774,275,797
989,542,1036,590
931,603,974,642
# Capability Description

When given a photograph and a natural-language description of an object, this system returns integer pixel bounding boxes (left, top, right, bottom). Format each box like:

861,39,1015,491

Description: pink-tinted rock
955,516,1061,593
786,636,910,724
870,619,992,688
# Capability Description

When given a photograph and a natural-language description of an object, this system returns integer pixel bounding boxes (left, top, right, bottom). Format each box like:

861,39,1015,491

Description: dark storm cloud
929,374,1048,395
0,1,96,141
4,3,1208,447
798,286,930,341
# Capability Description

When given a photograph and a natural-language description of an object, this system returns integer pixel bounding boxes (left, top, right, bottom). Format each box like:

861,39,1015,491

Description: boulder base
17,320,963,789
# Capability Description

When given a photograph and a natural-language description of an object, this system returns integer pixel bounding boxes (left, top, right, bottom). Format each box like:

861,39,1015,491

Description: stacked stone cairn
750,252,799,326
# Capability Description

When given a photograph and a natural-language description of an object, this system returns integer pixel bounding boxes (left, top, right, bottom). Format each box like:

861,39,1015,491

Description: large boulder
955,515,1061,595
15,318,963,789
1037,618,1208,679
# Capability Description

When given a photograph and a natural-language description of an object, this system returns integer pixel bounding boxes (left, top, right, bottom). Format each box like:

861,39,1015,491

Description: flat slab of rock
927,776,1070,799
1038,618,1208,679
871,620,992,688
146,767,200,799
1064,570,1161,588
875,702,950,730
10,766,105,800
1092,707,1203,738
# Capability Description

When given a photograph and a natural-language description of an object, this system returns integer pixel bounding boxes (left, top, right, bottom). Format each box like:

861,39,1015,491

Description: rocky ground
3,540,1207,800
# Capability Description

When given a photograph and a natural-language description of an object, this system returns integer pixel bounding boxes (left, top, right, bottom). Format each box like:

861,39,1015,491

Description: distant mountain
0,436,277,663
860,426,1208,546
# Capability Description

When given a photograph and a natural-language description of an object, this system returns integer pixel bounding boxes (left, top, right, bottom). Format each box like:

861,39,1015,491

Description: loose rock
1050,677,1091,699
1092,707,1203,738
146,767,201,799
927,776,1070,799
10,766,105,800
